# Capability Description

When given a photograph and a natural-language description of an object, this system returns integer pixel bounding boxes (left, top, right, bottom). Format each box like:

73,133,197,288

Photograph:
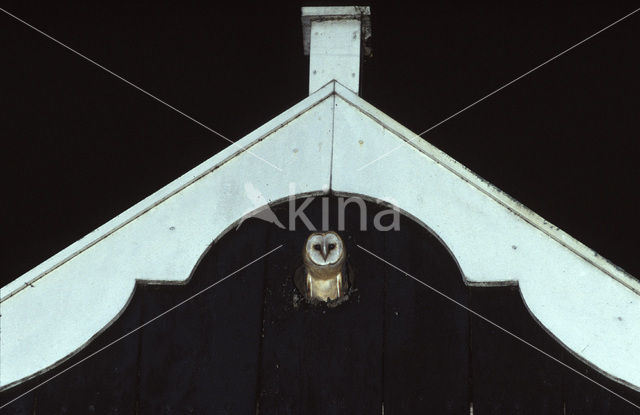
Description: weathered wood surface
2,197,640,414
381,209,470,414
470,286,565,414
257,199,385,414
134,223,270,414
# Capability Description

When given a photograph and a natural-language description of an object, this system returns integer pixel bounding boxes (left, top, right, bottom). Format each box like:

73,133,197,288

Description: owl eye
313,244,321,251
328,243,336,250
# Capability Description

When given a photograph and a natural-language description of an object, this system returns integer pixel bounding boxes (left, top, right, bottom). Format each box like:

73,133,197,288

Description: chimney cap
301,6,372,56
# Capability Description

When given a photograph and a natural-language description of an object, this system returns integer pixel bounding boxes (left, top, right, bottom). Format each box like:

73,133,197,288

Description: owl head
303,231,345,268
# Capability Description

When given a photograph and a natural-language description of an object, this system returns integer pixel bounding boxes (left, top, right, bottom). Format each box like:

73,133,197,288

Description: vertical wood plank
470,286,564,414
136,221,270,414
382,215,470,414
0,382,36,414
562,349,640,414
257,197,385,414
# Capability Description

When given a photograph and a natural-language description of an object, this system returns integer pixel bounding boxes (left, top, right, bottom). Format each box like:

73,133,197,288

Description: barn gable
1,5,639,399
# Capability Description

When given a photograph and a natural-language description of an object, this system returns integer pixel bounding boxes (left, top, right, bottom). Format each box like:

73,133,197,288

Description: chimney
302,6,372,95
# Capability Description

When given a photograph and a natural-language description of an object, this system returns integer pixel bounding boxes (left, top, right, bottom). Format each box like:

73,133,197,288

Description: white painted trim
333,82,640,296
0,82,335,304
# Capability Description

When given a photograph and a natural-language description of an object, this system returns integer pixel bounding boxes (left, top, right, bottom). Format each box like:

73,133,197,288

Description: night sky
2,1,639,287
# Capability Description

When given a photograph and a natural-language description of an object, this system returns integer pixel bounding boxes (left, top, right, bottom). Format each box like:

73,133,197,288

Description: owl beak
321,240,329,260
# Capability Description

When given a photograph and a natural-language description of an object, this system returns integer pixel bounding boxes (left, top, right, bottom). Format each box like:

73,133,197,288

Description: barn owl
294,231,353,302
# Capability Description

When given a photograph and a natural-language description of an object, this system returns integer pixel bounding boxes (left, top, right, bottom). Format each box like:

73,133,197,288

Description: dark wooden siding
2,196,639,414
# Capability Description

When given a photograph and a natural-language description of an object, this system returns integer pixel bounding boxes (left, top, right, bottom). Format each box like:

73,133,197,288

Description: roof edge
333,82,640,295
1,82,337,302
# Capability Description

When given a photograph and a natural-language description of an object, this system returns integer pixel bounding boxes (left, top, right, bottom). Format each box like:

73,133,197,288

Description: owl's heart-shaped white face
306,232,343,266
